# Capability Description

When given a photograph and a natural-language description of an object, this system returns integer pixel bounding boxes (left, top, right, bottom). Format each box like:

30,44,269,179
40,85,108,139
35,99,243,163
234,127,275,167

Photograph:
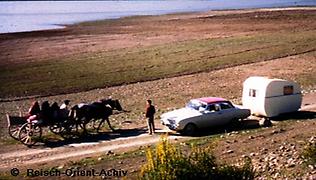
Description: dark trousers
147,116,155,134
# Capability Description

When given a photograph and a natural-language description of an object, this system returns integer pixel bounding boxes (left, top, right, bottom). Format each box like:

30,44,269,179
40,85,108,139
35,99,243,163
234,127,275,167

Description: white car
160,97,250,135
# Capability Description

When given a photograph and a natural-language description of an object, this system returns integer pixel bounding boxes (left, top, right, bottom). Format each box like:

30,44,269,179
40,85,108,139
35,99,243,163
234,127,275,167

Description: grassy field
1,30,315,99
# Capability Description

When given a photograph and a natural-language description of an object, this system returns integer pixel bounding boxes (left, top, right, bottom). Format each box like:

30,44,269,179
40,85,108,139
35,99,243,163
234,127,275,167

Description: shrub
140,136,255,180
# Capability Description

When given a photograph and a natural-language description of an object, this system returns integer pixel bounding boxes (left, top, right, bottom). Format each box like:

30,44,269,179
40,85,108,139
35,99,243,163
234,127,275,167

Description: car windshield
186,100,206,110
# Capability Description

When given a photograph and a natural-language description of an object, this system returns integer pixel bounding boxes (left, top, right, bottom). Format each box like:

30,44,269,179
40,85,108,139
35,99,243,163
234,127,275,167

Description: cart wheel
8,124,22,140
59,122,77,139
49,123,64,134
65,122,79,134
19,123,42,146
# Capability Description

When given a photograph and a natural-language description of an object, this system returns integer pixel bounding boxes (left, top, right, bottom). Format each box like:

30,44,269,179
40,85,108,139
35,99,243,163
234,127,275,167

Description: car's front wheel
182,123,197,136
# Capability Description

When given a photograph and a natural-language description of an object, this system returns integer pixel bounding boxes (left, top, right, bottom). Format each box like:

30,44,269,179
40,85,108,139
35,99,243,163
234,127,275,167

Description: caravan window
284,85,294,95
249,89,257,97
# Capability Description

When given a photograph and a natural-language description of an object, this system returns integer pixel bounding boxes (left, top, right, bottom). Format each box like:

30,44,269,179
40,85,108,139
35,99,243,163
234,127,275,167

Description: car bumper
161,119,179,131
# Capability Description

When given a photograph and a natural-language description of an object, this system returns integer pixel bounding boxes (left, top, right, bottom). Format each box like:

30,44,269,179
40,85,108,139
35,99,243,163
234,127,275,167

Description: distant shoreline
10,6,316,35
1,2,315,34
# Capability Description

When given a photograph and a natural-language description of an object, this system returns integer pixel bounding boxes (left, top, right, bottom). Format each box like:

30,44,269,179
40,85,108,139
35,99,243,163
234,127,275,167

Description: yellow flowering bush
140,136,254,180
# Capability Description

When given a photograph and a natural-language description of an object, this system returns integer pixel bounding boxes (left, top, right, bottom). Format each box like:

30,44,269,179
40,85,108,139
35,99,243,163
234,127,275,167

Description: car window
220,102,233,110
186,100,206,110
207,104,216,112
215,104,220,111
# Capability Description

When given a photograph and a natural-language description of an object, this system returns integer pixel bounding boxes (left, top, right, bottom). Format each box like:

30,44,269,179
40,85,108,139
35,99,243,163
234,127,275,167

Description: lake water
0,0,315,34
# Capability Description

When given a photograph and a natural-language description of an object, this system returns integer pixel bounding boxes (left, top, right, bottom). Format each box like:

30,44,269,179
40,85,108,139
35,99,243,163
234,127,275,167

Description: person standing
145,99,156,135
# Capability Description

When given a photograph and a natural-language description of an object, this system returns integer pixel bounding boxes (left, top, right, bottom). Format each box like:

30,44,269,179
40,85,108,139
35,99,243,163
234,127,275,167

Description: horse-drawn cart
6,98,123,146
6,112,78,146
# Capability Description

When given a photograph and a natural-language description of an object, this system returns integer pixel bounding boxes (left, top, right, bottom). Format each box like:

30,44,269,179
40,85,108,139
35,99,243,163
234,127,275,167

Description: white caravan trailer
242,76,302,117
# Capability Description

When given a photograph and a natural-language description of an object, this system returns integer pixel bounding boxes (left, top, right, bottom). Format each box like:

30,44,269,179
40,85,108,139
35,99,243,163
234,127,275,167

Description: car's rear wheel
182,123,197,136
231,118,241,129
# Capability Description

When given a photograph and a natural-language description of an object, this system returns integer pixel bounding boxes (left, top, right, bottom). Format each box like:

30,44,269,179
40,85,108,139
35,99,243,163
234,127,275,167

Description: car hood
161,107,201,122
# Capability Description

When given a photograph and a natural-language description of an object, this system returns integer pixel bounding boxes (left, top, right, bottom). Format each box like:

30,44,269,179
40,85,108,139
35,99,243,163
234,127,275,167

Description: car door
200,104,220,128
217,102,235,125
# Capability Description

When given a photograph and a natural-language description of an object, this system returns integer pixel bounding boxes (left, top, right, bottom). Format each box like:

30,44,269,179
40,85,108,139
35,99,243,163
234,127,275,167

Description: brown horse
70,98,123,133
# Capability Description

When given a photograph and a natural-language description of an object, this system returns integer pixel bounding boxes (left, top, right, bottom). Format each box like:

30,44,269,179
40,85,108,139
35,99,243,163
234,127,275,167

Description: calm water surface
0,0,315,33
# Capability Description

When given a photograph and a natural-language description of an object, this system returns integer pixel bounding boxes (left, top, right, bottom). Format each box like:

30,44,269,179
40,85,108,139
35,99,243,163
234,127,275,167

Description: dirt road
0,128,186,171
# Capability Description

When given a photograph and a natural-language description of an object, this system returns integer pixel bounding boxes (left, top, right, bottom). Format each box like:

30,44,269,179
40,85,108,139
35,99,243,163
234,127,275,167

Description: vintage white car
160,97,251,135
